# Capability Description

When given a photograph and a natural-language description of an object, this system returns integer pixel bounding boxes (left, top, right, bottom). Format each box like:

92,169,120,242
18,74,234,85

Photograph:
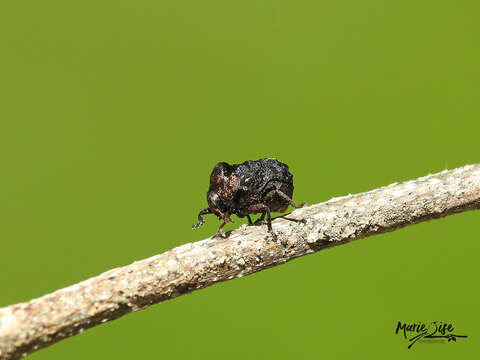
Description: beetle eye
207,191,225,212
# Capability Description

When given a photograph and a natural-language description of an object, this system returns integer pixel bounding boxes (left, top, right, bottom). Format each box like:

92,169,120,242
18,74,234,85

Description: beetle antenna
192,208,212,229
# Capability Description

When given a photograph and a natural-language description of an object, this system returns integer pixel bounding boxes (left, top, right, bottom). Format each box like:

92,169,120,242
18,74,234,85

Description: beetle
192,158,304,237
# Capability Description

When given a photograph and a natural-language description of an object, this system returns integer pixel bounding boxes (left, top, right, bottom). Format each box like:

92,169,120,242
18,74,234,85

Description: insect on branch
0,164,479,360
193,158,304,238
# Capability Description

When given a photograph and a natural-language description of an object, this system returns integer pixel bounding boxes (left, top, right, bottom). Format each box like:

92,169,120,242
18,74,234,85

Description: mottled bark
1,164,479,360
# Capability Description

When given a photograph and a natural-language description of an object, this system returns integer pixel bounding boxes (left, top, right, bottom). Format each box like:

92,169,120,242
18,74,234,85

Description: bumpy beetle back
235,158,293,197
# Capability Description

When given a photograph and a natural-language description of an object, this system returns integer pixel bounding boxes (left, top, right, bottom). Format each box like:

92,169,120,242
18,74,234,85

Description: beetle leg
263,207,272,232
243,204,272,232
265,189,305,209
212,221,227,238
192,208,212,229
246,215,253,225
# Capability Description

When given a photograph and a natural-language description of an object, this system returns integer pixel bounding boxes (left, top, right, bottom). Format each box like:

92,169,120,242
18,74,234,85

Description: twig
1,164,479,359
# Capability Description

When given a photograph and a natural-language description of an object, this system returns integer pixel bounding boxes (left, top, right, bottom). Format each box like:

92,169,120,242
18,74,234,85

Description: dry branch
1,164,480,359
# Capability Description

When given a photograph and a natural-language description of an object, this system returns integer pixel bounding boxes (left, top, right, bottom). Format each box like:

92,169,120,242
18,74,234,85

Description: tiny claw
296,202,307,209
268,230,278,240
212,231,226,239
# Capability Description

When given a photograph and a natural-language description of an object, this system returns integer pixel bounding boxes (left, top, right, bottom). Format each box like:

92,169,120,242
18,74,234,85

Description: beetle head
207,190,233,223
209,162,232,186
205,162,236,224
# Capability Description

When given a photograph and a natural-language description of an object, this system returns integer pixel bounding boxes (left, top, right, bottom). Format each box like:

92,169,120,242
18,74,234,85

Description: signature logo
395,321,467,349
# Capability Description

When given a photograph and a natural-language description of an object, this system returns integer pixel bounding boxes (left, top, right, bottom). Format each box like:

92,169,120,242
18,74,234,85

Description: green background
1,1,478,359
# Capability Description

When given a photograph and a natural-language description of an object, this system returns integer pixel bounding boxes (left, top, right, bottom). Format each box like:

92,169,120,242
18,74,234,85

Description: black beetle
192,158,304,237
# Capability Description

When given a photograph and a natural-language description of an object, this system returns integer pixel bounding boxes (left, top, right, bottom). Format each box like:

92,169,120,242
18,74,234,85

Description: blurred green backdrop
1,0,479,359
